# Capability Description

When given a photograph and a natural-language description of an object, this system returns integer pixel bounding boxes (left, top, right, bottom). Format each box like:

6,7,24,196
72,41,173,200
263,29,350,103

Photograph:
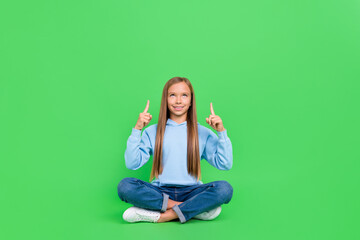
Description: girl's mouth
173,106,184,111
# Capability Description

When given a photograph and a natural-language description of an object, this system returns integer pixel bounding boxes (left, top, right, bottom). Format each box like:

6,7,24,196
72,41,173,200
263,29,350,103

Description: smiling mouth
173,106,184,110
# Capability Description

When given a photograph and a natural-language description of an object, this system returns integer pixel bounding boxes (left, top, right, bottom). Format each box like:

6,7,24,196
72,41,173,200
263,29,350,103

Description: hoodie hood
166,118,200,126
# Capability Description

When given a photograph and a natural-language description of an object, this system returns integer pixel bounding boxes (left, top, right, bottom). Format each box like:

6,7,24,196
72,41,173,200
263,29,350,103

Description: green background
1,0,359,239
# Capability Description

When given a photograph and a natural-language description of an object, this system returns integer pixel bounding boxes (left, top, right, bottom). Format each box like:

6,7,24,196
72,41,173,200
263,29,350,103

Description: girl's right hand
134,100,152,130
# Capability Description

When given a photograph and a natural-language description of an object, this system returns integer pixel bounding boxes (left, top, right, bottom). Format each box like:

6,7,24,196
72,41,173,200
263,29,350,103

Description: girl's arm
201,129,233,170
124,128,152,170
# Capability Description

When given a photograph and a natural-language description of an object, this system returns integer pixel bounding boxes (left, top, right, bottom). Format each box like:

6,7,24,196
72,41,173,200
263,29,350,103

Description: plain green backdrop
1,0,359,239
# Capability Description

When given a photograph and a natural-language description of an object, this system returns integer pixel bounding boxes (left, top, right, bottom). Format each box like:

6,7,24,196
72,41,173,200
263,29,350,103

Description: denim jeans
117,177,233,223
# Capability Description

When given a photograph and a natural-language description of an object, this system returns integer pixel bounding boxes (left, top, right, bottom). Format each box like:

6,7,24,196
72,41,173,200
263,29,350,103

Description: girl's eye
169,94,188,97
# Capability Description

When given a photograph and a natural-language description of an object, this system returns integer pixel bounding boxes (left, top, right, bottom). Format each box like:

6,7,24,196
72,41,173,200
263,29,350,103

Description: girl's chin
171,111,186,115
172,108,185,112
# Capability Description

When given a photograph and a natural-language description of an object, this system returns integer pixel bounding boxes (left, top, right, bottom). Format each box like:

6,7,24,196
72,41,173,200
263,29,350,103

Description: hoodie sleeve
201,129,233,170
124,128,153,170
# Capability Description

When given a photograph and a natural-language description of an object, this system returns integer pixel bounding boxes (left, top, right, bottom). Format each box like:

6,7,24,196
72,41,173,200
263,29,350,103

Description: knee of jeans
117,177,137,199
214,180,233,203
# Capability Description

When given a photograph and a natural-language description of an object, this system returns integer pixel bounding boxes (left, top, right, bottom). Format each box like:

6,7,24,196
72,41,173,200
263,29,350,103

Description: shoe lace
140,209,158,215
136,209,160,222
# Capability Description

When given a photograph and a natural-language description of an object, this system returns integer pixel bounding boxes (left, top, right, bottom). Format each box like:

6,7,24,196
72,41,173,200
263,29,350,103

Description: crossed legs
118,177,233,223
157,199,183,223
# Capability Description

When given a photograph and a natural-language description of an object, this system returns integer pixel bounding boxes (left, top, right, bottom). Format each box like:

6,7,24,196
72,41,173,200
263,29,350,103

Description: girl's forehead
168,82,191,93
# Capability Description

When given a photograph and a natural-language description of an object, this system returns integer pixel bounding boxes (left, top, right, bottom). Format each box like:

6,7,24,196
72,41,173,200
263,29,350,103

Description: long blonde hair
149,77,201,182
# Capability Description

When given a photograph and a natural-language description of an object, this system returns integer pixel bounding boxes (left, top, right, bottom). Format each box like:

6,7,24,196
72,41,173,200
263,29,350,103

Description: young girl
117,77,233,223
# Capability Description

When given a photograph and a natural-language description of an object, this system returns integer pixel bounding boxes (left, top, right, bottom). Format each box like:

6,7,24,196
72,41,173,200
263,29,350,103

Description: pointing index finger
210,102,215,115
143,100,150,113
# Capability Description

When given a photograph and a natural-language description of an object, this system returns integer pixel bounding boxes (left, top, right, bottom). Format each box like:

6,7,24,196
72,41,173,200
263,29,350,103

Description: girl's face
167,82,192,121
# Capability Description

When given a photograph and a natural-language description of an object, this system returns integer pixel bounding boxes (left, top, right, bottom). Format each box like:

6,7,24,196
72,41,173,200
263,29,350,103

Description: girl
117,77,233,223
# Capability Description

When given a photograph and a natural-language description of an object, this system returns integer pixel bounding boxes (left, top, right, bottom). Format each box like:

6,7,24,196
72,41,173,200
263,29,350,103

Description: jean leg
117,177,169,212
172,180,233,223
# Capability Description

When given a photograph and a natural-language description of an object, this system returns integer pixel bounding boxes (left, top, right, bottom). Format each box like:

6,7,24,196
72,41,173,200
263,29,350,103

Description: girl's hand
206,102,225,132
135,100,152,130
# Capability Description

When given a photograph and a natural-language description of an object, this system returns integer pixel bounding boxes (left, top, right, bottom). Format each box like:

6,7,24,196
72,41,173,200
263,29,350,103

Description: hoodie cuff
217,129,228,141
131,128,141,138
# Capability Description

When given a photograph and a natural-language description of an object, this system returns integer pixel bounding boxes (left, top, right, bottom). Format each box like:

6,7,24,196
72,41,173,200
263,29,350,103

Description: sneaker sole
194,206,222,220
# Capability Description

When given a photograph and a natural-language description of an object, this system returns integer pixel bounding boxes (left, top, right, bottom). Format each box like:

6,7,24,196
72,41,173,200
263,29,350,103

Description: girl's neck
169,114,187,124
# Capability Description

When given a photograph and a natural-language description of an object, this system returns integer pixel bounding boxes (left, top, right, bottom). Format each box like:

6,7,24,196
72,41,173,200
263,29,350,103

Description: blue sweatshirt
124,118,233,187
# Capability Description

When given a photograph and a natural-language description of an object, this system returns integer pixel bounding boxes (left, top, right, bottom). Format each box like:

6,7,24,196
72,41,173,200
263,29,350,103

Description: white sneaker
193,206,222,220
122,206,161,223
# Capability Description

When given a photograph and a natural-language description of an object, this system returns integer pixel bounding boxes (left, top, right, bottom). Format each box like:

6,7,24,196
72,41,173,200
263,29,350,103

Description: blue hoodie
124,118,233,187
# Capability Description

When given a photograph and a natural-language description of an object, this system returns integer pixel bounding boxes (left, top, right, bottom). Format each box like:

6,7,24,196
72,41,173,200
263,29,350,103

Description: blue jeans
117,177,233,223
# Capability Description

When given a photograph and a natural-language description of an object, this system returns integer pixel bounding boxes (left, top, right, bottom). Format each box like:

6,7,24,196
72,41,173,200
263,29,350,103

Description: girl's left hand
206,102,226,132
